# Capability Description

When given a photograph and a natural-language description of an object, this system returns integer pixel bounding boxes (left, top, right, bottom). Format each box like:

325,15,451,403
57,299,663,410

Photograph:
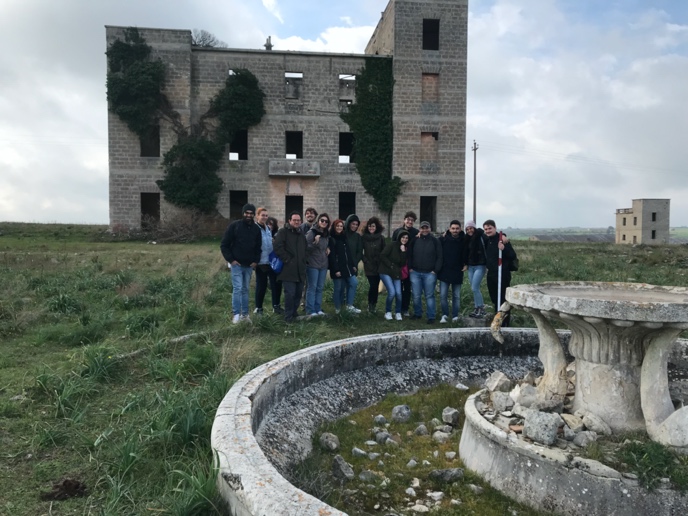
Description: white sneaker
335,308,341,314
395,313,402,321
232,314,241,324
384,312,393,320
452,316,459,323
309,313,318,317
317,311,326,316
347,305,361,314
440,315,449,324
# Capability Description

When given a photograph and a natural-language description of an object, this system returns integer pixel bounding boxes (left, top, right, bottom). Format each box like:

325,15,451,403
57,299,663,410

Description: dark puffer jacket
344,214,363,267
437,230,465,284
379,231,409,280
328,231,356,279
361,231,386,276
220,219,262,266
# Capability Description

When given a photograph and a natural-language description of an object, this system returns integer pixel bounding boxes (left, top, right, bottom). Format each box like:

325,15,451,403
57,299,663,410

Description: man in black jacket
438,220,465,323
220,204,262,324
408,220,443,323
482,219,517,326
274,211,308,323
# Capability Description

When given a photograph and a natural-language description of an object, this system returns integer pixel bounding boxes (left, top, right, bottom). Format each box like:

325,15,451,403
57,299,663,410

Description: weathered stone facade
615,199,670,245
106,0,468,233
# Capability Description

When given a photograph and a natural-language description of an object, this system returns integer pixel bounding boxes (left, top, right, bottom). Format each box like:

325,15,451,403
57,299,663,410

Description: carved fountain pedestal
459,282,688,515
507,282,688,447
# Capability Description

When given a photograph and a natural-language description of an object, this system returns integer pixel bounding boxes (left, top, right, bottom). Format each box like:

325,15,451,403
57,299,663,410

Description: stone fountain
459,281,688,515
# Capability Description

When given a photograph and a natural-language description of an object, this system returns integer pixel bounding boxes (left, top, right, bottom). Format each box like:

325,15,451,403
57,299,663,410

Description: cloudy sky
1,0,686,228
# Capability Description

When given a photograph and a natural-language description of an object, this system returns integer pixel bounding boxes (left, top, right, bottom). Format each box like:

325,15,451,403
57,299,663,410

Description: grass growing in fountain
581,433,688,491
290,384,546,515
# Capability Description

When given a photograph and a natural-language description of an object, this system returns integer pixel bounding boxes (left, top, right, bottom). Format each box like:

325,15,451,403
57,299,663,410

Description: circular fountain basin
211,328,543,515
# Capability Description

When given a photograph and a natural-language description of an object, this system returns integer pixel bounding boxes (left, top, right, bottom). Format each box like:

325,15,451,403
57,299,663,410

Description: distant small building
615,199,670,245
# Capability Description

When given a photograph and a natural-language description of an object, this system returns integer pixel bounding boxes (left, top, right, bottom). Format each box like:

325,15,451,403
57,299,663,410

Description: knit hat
419,221,431,228
242,203,256,214
465,220,476,229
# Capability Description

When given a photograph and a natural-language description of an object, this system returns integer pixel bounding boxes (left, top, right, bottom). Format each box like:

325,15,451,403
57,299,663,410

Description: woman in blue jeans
464,221,487,317
305,213,331,316
328,219,360,314
378,230,409,320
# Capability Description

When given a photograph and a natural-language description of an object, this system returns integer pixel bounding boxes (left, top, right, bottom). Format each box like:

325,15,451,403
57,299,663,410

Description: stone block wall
106,0,468,234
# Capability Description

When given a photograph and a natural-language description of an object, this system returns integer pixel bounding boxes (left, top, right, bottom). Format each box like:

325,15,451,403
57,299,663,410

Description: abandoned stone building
106,0,468,232
615,199,670,245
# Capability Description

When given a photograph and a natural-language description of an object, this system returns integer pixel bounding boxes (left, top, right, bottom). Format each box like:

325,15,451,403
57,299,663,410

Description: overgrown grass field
1,222,687,514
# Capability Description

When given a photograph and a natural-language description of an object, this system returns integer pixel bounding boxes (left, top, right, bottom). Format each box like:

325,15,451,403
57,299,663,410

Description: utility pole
472,140,479,223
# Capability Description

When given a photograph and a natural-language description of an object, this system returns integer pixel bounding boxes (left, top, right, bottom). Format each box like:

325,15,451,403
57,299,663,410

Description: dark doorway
285,196,303,221
339,192,356,220
230,190,248,222
141,193,160,228
420,196,437,232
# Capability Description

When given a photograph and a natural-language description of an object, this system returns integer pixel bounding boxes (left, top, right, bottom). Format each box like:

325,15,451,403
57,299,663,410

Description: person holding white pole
482,220,517,327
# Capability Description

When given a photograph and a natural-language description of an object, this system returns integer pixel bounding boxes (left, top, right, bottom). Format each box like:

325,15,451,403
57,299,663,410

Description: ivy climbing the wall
106,28,265,215
341,57,403,215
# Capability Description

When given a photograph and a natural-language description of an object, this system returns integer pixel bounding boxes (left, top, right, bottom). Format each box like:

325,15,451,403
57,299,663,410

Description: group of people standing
220,204,517,325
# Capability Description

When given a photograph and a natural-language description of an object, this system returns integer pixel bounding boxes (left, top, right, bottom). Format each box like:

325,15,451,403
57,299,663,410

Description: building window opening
339,132,355,163
285,195,303,221
285,131,303,159
422,19,440,50
339,192,356,220
633,216,637,225
622,234,626,241
285,72,303,99
230,190,248,222
652,230,656,239
140,193,160,228
633,235,637,244
229,130,248,161
622,217,626,226
420,196,437,231
140,124,160,157
652,212,657,222
339,73,356,103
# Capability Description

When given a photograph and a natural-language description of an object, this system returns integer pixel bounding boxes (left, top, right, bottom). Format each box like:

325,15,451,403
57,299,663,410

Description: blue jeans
467,265,486,308
231,265,253,316
440,281,462,318
380,274,402,313
306,267,328,314
410,270,437,320
333,275,358,309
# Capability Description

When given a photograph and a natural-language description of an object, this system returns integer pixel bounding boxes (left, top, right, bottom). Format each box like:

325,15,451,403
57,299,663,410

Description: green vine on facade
341,57,403,214
106,29,265,215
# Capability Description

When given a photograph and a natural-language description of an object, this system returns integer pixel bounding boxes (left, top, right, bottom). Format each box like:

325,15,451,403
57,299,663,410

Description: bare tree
192,29,228,48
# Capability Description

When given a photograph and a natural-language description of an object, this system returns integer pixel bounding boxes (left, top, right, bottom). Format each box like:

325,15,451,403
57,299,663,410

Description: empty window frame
633,235,637,244
652,230,657,239
633,216,637,225
285,131,303,159
285,72,303,99
339,73,356,102
285,196,304,221
229,130,248,161
140,124,160,157
622,234,626,241
338,192,356,220
339,132,355,163
652,212,657,222
140,193,160,228
422,19,440,50
622,217,626,226
420,196,437,231
421,73,439,102
229,190,248,222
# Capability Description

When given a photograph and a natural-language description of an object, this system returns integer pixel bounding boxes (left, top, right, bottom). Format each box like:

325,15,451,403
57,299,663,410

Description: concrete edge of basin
211,327,545,516
459,338,688,516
